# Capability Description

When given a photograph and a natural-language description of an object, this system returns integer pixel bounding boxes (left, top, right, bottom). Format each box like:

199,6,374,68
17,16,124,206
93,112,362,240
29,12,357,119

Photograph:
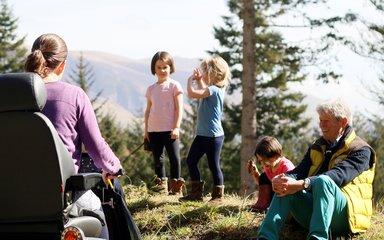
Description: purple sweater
42,81,121,174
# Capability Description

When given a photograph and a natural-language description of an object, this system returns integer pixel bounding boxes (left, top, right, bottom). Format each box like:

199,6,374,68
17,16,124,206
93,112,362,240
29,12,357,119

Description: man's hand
272,173,304,197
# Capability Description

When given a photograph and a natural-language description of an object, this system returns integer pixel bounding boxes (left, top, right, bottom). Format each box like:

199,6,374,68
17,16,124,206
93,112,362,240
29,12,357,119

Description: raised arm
187,68,210,99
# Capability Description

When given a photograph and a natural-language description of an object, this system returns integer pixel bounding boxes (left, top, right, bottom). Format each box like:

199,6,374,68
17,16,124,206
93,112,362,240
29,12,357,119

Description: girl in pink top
247,136,295,212
144,51,184,195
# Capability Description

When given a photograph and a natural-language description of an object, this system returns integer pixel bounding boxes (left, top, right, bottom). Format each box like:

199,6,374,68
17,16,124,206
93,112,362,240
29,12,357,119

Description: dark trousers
259,172,271,185
148,131,181,179
186,135,224,185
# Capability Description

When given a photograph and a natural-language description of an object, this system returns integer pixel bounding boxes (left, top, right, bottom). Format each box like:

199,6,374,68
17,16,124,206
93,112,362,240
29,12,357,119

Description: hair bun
31,49,44,58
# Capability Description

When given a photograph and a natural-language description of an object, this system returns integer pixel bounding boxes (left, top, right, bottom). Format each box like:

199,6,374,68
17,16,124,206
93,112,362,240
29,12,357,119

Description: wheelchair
0,73,141,240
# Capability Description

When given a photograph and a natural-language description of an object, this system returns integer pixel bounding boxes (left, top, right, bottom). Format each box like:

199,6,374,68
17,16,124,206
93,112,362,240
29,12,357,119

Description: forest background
1,0,384,201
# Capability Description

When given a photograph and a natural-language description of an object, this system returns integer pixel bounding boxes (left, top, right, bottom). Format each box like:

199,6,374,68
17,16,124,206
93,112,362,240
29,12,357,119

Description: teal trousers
256,175,349,240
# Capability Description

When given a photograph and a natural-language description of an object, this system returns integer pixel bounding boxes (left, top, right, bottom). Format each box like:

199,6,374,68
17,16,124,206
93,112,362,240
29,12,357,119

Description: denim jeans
257,175,349,240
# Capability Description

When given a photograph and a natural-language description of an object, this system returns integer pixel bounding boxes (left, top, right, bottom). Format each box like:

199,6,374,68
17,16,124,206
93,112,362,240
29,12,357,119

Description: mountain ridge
63,51,200,126
63,50,320,127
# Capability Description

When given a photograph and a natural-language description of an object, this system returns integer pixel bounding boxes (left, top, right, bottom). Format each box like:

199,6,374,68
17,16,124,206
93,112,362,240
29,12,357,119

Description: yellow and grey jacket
308,127,376,233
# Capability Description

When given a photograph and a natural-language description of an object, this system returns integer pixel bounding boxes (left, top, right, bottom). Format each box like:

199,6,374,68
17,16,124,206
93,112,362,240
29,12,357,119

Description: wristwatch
303,178,311,190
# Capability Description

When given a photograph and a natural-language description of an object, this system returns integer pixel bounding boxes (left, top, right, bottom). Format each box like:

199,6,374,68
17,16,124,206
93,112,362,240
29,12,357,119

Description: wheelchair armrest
65,173,103,192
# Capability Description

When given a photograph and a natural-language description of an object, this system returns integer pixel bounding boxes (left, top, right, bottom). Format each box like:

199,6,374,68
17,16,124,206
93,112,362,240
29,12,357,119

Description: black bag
79,153,141,240
94,180,141,240
144,139,151,151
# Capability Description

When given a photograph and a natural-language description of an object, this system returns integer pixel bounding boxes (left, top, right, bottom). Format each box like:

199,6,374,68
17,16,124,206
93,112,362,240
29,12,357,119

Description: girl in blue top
179,55,231,203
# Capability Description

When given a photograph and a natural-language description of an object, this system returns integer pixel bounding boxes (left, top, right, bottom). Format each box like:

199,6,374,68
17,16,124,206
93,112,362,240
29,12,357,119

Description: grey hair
316,98,352,125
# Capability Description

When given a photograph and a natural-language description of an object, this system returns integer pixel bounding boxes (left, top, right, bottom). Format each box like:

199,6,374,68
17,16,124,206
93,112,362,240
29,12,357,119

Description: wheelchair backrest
0,73,76,234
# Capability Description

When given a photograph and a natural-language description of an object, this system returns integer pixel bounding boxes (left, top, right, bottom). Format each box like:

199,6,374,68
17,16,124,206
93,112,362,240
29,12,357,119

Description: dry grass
123,184,384,240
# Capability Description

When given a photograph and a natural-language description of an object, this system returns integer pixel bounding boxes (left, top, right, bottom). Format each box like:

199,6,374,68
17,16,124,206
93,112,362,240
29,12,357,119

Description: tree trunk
240,0,257,197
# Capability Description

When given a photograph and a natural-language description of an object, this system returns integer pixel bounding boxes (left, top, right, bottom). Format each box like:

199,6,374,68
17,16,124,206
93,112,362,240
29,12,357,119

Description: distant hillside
63,51,320,128
63,51,200,126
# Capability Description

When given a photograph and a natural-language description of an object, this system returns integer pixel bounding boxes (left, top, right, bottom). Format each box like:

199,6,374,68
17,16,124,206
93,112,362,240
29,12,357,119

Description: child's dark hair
254,136,282,161
150,51,175,75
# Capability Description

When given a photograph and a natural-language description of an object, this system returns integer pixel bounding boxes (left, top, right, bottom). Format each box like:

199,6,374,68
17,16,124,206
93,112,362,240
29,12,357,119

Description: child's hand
170,127,179,139
193,68,202,81
247,159,259,174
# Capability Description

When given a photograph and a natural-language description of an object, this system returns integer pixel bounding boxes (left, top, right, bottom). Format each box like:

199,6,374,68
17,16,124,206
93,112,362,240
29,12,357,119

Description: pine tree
239,0,257,196
0,0,27,73
68,52,106,117
98,113,126,159
67,52,130,172
210,0,310,194
120,119,154,186
342,1,384,201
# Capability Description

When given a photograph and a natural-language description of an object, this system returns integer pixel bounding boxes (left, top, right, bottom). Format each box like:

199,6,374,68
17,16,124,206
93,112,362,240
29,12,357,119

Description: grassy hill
123,184,384,240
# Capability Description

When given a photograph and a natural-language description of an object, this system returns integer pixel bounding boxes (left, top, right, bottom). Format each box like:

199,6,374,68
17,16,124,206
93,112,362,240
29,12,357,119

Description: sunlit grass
124,184,384,239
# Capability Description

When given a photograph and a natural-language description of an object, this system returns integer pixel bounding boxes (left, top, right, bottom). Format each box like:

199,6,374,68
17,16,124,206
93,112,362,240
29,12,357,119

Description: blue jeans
257,175,349,240
186,135,224,185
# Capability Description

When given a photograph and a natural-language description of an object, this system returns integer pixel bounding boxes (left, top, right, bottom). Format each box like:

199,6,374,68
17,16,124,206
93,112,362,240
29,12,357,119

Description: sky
5,0,384,117
7,0,229,59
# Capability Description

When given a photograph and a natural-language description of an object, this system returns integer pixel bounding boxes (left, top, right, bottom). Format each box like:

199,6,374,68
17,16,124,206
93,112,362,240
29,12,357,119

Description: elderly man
257,98,376,240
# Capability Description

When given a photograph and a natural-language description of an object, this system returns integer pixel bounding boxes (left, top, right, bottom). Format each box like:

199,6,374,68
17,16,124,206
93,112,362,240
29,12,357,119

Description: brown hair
200,55,231,88
24,33,68,78
150,51,175,75
254,136,283,161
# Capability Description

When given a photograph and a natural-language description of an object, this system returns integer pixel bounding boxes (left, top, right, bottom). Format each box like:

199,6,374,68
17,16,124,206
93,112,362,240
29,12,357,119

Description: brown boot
209,185,224,204
169,178,185,195
151,177,168,195
249,184,273,212
179,180,204,202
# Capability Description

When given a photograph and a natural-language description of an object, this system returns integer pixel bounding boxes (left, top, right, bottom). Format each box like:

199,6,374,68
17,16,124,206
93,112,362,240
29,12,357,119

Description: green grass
123,184,384,239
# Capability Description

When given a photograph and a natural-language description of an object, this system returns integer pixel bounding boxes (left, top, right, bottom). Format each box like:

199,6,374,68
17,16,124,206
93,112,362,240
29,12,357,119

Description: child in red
248,136,295,212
